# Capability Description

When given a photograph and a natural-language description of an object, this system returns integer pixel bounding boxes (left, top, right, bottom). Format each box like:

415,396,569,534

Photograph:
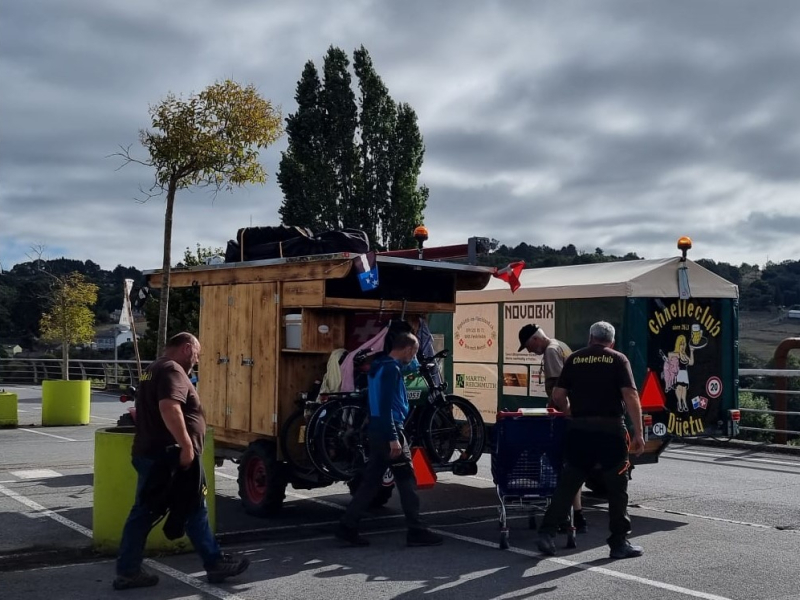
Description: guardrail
738,337,800,445
0,358,152,390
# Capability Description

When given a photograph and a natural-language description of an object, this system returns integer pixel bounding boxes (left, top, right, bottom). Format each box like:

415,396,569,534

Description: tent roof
459,257,739,303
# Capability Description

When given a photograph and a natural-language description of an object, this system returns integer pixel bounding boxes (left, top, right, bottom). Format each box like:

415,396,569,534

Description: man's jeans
116,456,221,576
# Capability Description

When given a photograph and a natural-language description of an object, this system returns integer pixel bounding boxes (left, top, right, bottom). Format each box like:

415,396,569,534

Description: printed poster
502,364,529,397
528,364,547,399
502,302,555,365
453,304,499,363
454,362,499,424
647,299,724,438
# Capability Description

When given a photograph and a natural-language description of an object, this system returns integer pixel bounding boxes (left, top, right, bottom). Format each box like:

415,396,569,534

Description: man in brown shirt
114,333,249,590
535,321,646,560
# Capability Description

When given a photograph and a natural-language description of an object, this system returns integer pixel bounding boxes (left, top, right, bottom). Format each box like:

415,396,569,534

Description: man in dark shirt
536,321,646,560
336,331,443,548
114,333,249,590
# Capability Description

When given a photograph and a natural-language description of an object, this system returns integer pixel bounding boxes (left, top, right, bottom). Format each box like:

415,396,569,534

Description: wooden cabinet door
227,284,255,432
198,285,230,429
250,283,279,436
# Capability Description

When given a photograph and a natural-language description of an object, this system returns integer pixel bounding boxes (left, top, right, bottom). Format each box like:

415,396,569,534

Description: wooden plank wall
198,285,230,429
251,283,279,436
227,284,254,432
277,354,328,430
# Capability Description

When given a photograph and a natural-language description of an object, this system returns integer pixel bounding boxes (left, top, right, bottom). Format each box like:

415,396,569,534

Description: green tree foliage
39,273,98,380
120,80,283,355
478,243,642,269
737,391,775,442
279,46,427,250
138,246,221,360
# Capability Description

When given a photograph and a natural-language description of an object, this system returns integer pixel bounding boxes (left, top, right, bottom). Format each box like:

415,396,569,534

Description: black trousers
539,427,632,545
341,430,424,530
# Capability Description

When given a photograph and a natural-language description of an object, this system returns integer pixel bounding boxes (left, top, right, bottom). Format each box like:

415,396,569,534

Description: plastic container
284,313,302,349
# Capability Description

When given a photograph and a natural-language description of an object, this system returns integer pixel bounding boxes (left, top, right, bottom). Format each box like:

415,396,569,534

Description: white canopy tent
459,257,739,304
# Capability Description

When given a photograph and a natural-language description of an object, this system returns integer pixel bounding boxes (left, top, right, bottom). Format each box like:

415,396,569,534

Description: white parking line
18,429,76,442
0,483,247,600
434,529,733,600
666,447,800,468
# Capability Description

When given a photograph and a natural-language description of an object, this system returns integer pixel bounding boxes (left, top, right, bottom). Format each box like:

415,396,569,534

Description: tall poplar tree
278,46,428,250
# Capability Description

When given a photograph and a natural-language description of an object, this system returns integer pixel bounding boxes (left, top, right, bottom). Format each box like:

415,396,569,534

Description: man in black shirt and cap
535,321,645,559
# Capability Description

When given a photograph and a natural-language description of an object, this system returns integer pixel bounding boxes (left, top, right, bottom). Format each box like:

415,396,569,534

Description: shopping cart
491,408,576,550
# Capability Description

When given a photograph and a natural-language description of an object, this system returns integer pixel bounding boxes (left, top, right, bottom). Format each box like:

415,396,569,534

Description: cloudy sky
3,0,800,271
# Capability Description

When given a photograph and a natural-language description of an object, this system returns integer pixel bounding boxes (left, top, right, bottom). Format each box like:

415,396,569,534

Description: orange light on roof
677,236,693,251
414,225,429,241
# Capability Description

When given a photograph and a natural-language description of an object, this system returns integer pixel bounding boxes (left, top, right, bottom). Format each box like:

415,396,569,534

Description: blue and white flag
354,252,379,292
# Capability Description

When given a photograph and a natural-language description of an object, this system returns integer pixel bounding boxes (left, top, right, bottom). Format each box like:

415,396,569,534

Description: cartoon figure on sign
660,349,679,392
671,335,694,412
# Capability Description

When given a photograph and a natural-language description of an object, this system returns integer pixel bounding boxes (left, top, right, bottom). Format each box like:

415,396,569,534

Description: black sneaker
112,569,159,590
536,533,557,556
574,511,588,534
335,523,370,547
407,529,444,547
609,540,644,559
206,553,250,584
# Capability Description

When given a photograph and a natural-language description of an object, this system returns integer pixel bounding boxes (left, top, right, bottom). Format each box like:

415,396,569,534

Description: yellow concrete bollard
92,427,216,555
0,391,18,427
42,380,91,426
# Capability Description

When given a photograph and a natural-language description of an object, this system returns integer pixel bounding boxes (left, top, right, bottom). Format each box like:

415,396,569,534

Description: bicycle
304,349,486,481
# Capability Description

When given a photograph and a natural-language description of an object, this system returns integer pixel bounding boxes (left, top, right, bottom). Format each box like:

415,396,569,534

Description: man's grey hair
589,321,615,344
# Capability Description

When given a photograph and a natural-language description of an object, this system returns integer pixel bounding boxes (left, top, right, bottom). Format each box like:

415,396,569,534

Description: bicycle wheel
279,408,316,478
310,399,371,480
304,400,338,477
420,395,486,465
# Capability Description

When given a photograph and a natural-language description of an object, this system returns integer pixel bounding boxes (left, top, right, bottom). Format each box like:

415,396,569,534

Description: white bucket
284,314,302,349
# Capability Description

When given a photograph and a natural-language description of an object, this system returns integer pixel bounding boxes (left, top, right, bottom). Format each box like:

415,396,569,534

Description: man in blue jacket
336,331,443,547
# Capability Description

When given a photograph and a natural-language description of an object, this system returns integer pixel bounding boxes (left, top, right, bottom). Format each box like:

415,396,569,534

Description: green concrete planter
92,426,216,555
41,380,90,426
0,392,18,427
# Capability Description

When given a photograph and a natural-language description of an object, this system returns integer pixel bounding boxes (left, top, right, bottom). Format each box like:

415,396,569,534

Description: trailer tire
238,440,287,517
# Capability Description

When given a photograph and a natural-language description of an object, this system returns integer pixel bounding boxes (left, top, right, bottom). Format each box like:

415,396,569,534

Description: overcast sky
3,0,800,272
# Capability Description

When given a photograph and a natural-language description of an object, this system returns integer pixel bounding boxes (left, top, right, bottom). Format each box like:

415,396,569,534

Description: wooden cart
144,252,493,515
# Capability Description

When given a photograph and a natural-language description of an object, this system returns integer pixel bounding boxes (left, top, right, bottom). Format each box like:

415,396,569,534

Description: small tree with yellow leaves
118,80,283,354
39,273,98,380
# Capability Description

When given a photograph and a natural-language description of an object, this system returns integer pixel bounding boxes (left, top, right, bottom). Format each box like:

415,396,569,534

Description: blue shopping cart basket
491,409,576,550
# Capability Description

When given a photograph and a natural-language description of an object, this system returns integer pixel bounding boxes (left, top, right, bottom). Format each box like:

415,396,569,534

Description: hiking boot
609,540,644,559
536,533,557,556
112,569,159,590
206,553,250,584
574,511,588,534
407,528,444,547
335,523,370,547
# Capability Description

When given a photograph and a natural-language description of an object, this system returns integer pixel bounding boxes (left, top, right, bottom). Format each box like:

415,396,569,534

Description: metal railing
738,337,800,444
0,358,151,390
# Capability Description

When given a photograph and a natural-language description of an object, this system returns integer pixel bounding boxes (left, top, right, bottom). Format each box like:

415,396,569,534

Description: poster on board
502,364,529,397
453,304,499,363
454,362,499,424
503,302,555,365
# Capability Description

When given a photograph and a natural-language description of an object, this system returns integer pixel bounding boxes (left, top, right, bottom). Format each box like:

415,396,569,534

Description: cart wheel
528,515,537,530
347,473,394,508
499,530,510,550
237,440,287,517
566,533,577,549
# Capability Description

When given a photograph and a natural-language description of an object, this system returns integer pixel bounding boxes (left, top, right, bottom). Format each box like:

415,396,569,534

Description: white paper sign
453,363,498,424
502,364,529,397
502,302,556,365
453,304,499,363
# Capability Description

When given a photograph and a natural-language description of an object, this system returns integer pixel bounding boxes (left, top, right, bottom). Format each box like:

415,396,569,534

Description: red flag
493,261,525,292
